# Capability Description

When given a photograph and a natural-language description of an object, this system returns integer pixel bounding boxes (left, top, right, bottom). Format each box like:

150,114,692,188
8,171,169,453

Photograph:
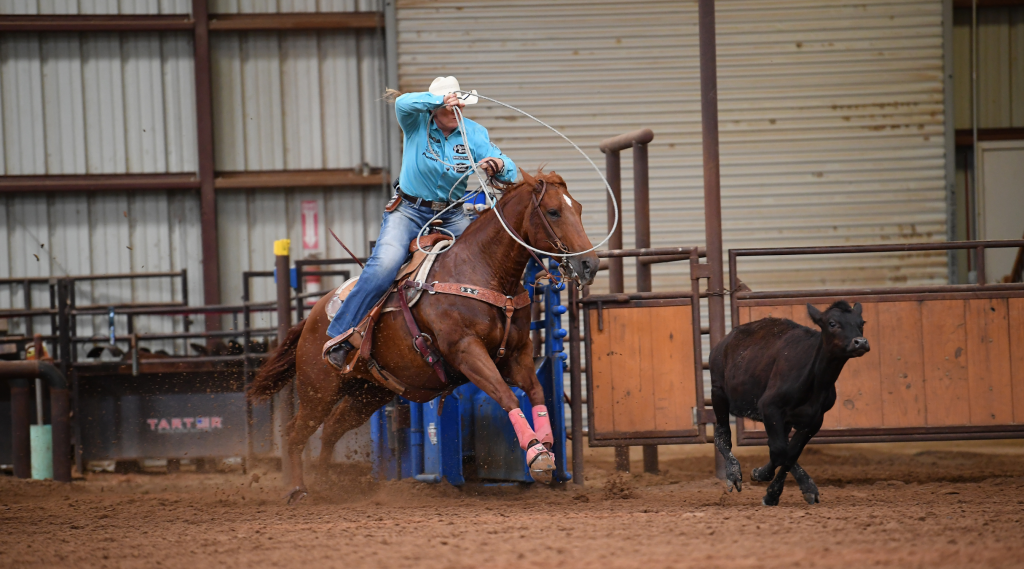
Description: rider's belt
400,191,449,212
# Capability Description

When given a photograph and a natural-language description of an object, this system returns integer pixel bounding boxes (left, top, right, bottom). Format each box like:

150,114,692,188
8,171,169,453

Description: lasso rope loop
412,91,619,263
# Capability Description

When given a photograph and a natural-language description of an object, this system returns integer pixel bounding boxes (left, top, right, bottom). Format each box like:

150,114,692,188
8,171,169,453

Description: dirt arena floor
3,441,1024,569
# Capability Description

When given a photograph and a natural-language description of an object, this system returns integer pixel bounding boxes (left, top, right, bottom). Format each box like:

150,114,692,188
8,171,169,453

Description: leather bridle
494,179,582,288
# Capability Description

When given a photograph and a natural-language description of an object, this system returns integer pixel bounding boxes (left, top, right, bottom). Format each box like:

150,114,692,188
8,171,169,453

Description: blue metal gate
370,258,570,485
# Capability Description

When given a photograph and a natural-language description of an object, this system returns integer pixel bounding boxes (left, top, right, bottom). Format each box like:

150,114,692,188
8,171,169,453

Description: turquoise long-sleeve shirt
396,92,517,203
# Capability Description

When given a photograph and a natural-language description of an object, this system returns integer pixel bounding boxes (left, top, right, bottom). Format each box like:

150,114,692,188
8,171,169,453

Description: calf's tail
247,319,306,403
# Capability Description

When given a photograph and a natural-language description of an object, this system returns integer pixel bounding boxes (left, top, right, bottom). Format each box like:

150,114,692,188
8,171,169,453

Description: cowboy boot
324,342,353,371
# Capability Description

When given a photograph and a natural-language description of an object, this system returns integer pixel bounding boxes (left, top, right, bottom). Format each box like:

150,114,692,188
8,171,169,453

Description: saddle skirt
325,237,452,321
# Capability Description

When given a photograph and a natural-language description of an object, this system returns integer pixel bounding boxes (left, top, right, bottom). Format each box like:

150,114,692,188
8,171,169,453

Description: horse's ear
519,168,536,188
807,304,825,326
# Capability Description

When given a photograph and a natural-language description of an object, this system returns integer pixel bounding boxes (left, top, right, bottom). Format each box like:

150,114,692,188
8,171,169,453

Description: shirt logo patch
454,144,467,154
430,135,441,144
453,164,470,173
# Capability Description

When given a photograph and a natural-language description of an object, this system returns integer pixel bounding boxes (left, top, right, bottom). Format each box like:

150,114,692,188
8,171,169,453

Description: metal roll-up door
396,0,948,293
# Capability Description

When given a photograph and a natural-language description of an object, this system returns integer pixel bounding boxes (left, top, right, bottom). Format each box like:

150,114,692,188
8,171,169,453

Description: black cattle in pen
710,300,870,506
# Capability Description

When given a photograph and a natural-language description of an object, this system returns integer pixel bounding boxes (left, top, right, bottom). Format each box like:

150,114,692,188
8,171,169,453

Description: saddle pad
325,240,451,320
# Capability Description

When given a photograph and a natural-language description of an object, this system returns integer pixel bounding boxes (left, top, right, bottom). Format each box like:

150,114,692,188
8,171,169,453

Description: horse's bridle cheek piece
495,179,583,288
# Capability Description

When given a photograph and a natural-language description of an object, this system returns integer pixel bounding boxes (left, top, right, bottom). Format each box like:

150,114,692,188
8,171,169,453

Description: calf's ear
853,302,863,316
807,303,824,326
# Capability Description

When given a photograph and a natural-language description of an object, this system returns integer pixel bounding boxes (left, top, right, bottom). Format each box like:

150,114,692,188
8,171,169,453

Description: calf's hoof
284,486,308,505
751,466,773,482
761,494,780,507
803,491,819,505
725,462,743,493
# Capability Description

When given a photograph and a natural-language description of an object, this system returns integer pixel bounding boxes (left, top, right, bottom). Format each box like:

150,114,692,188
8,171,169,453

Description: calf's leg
761,421,815,506
789,462,819,504
711,387,742,492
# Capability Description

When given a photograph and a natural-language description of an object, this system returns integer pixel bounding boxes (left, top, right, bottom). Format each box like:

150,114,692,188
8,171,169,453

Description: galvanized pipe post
699,0,728,480
192,0,222,328
600,128,655,474
274,240,295,484
11,381,31,479
603,142,628,472
605,150,624,294
632,140,659,475
568,285,585,485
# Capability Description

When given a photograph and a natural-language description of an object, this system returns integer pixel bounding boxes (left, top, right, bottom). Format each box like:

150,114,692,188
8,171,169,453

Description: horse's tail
247,319,306,403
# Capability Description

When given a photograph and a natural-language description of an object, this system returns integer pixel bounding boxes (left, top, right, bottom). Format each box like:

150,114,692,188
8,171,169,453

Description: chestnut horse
248,171,599,501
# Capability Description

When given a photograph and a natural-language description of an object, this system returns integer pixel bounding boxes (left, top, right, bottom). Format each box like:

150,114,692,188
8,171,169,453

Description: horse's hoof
284,486,308,505
528,446,556,484
803,492,819,505
762,495,779,507
752,466,776,483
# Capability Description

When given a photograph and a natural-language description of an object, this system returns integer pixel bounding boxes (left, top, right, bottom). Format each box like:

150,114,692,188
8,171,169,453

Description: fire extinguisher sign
301,200,319,250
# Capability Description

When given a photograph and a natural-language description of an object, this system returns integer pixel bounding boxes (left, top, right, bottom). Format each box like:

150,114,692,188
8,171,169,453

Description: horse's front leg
445,337,555,480
505,347,553,450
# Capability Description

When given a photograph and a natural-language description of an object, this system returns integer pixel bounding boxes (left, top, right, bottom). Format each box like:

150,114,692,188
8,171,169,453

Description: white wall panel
1,35,46,175
397,0,949,293
242,33,285,169
209,0,377,13
216,186,385,328
2,32,197,175
82,34,127,173
211,30,387,171
0,0,190,14
41,34,86,174
162,34,198,173
320,33,363,168
281,34,323,169
123,34,168,173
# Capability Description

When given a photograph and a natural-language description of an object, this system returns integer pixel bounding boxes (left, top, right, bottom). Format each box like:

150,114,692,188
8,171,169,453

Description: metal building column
193,0,221,324
698,0,727,480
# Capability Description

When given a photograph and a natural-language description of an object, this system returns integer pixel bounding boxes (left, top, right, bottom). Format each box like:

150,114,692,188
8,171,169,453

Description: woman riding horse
322,76,517,370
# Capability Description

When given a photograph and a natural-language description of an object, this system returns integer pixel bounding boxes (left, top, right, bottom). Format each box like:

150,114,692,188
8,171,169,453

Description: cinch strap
402,280,531,360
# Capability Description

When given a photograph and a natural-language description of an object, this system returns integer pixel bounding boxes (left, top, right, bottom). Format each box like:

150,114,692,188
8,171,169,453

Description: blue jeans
326,200,471,339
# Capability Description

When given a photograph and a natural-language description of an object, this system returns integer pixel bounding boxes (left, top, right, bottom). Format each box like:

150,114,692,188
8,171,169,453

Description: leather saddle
324,232,452,322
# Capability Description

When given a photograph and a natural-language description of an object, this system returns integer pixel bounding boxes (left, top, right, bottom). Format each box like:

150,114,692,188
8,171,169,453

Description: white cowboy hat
429,76,478,105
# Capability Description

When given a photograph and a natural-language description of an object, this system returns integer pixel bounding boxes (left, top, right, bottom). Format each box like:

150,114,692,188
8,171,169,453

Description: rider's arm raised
395,91,444,132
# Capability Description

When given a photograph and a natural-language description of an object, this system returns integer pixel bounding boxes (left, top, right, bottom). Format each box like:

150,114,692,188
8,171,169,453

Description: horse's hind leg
284,392,338,504
318,383,394,471
711,385,742,492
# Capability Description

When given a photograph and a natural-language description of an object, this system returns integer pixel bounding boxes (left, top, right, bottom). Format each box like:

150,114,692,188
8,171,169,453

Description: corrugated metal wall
0,0,202,352
952,6,1024,129
217,187,386,329
210,28,386,171
1,1,390,350
207,4,390,311
397,0,949,293
950,7,1023,281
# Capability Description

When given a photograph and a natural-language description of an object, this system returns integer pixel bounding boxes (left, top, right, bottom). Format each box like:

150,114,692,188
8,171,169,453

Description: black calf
710,300,869,506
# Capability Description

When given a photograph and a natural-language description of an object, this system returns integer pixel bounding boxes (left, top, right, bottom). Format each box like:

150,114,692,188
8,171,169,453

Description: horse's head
515,170,599,287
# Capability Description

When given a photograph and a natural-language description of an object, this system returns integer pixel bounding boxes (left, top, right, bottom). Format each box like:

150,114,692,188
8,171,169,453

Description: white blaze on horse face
563,194,573,208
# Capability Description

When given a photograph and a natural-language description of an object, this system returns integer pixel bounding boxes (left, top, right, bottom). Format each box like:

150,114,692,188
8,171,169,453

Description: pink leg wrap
532,405,553,447
526,443,550,467
508,408,538,451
